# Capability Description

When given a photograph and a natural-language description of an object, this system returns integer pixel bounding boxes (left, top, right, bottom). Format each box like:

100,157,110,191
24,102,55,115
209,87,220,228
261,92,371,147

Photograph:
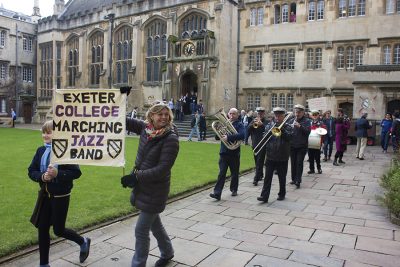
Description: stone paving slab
3,146,400,267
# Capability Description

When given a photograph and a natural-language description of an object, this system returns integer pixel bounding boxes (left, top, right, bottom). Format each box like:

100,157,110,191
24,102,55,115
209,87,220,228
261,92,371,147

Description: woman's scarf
145,124,171,141
40,143,52,172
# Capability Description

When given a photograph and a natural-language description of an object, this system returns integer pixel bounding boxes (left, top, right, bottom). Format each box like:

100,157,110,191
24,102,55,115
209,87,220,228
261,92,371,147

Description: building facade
0,6,38,123
239,0,400,120
35,0,239,122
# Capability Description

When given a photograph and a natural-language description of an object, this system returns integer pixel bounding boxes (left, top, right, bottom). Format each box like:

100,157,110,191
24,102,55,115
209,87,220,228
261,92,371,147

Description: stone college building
0,0,399,123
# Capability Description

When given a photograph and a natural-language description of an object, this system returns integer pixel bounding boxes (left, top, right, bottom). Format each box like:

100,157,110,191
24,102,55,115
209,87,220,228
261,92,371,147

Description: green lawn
0,128,255,257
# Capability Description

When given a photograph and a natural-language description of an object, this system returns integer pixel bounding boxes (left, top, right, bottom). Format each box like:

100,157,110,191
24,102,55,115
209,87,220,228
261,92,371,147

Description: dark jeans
213,154,240,195
200,129,207,140
38,195,84,265
323,135,334,158
381,131,390,151
290,147,307,184
393,135,399,152
308,148,321,171
260,160,288,201
132,211,174,267
253,147,266,181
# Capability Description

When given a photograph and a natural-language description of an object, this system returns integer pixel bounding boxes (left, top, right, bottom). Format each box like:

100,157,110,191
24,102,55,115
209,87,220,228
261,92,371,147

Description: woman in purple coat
333,116,350,166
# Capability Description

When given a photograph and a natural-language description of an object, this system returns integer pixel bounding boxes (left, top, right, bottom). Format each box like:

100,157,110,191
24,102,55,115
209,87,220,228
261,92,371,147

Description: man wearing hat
290,104,311,188
257,107,293,203
355,112,372,160
248,107,268,185
308,110,326,174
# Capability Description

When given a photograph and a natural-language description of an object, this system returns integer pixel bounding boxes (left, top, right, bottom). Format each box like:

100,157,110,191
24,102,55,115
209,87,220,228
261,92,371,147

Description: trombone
253,112,293,156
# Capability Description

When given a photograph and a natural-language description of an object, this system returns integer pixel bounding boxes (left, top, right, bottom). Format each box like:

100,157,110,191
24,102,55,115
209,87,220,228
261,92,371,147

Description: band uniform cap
311,110,320,115
294,104,305,110
272,107,286,113
256,107,266,112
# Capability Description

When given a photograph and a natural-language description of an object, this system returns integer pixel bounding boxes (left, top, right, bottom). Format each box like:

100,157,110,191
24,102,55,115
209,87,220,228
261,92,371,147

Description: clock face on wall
183,42,195,56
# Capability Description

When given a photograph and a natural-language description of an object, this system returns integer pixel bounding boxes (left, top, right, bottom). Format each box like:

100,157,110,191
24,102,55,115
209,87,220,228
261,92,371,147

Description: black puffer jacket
264,121,293,161
126,118,179,213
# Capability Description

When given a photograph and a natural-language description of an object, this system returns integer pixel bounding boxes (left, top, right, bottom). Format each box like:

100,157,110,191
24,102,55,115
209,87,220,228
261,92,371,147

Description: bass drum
308,130,322,149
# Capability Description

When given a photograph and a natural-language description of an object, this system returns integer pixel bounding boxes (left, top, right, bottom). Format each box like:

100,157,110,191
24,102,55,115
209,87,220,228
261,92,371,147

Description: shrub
380,160,400,219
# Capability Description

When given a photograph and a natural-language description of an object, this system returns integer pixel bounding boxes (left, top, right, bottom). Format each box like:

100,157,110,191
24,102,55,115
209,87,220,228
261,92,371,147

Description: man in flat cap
257,107,293,203
308,110,326,174
248,107,268,185
290,104,311,189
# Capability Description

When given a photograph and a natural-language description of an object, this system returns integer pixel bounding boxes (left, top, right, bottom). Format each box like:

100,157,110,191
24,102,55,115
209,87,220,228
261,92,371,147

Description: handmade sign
51,89,126,167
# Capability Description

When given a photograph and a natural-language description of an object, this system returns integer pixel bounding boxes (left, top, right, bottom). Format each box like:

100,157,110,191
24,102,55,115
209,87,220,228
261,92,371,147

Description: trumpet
252,117,261,128
253,112,293,156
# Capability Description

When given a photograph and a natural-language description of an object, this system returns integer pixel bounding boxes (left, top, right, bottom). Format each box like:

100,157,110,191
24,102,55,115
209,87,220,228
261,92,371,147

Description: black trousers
308,148,321,171
200,129,207,140
253,147,266,181
260,160,287,201
290,147,307,184
213,154,240,195
38,195,84,265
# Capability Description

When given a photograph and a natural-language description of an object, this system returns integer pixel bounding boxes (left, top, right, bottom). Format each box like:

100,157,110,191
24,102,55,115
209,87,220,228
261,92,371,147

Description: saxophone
211,108,242,150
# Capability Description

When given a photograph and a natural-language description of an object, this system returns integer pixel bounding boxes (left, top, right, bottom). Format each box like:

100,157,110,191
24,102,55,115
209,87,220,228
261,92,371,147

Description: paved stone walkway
3,145,400,267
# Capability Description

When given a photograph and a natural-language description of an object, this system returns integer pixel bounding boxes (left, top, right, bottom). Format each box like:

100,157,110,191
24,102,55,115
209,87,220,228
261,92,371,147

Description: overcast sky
1,0,54,17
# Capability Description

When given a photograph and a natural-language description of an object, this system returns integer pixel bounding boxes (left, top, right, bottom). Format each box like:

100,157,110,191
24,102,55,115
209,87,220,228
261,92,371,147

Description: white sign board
307,97,329,111
51,89,126,167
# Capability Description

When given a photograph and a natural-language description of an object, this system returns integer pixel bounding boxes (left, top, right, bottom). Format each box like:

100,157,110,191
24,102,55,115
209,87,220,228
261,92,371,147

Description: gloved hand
121,173,138,188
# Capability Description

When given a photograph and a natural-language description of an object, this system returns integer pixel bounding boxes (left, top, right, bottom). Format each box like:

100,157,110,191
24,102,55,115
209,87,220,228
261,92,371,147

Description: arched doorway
387,99,400,114
339,102,353,118
180,71,198,114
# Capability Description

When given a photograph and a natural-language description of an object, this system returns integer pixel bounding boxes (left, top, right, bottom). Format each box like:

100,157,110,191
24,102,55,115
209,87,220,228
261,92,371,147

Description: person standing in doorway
290,104,311,189
355,113,372,160
209,108,244,200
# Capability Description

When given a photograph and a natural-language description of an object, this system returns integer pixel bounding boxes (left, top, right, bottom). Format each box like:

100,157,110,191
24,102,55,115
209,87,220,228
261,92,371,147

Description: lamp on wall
104,13,115,89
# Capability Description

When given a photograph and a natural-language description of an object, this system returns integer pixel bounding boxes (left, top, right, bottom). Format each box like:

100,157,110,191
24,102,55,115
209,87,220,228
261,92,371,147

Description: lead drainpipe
15,23,19,115
235,3,241,108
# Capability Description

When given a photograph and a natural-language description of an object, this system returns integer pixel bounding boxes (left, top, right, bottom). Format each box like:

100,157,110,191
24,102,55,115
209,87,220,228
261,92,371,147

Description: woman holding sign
121,101,179,267
28,121,91,267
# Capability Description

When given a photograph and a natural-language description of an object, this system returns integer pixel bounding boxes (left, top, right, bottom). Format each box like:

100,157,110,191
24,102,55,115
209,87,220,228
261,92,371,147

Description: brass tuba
211,108,242,150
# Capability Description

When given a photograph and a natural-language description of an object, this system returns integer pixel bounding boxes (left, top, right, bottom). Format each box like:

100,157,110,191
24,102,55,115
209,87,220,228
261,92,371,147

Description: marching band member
322,110,335,161
248,107,268,186
308,110,326,174
290,104,311,189
257,107,293,203
210,108,244,200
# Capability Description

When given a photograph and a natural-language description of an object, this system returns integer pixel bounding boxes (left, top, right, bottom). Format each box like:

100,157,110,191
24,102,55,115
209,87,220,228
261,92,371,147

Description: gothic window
355,46,364,66
146,19,167,82
338,0,366,17
115,26,132,84
394,44,400,64
274,5,281,24
279,93,286,107
337,45,363,69
0,61,8,80
383,45,392,64
307,48,314,69
257,8,264,25
385,0,400,14
39,42,53,97
317,0,325,20
271,93,278,108
250,8,257,26
346,46,354,69
382,43,400,64
308,0,316,21
89,31,103,86
0,30,6,47
272,49,296,71
22,66,33,82
247,94,254,111
180,13,207,38
287,94,294,110
288,49,295,70
254,94,261,109
249,51,255,71
282,4,289,23
272,50,279,71
67,36,79,87
23,35,33,51
337,46,345,69
256,51,263,71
